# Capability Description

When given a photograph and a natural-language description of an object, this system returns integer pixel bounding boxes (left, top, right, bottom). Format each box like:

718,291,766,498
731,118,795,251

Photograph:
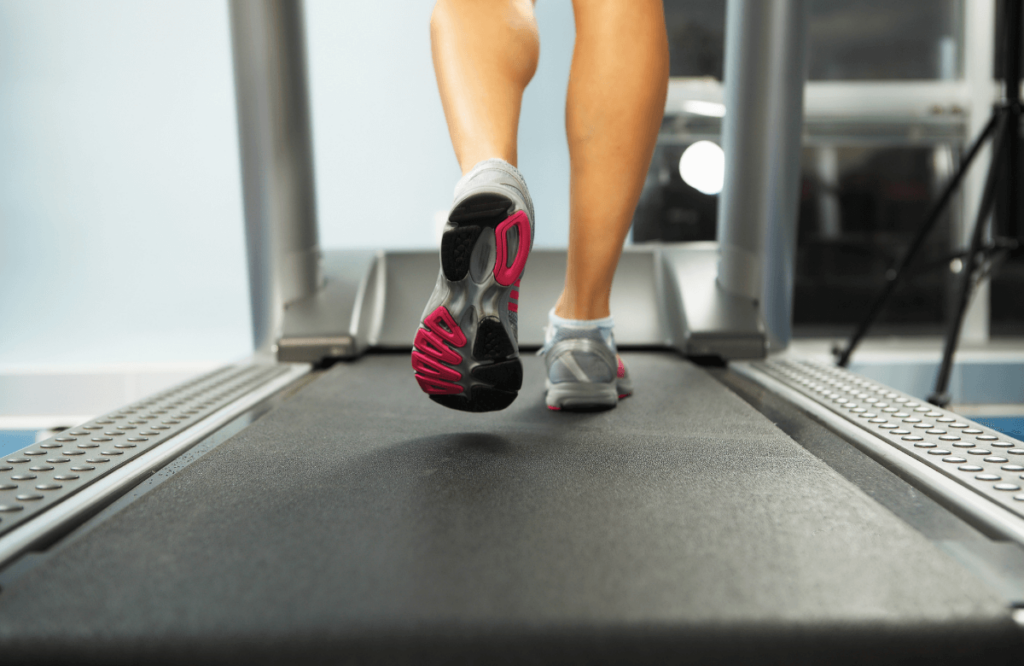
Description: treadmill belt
0,353,1019,665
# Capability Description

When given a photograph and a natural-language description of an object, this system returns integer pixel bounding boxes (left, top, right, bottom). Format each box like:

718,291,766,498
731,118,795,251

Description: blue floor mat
0,431,37,458
972,417,1024,441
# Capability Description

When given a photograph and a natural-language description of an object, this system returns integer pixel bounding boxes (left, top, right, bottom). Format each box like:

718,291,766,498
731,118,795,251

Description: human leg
413,0,540,412
430,0,539,173
555,0,669,320
543,0,668,410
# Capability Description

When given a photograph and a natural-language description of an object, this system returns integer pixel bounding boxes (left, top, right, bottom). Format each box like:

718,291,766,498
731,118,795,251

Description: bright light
679,140,725,195
680,100,726,118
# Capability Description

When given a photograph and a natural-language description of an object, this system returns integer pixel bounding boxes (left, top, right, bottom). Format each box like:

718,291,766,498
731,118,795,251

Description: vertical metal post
961,0,997,344
716,0,808,351
229,0,322,353
1002,0,1021,241
815,145,841,240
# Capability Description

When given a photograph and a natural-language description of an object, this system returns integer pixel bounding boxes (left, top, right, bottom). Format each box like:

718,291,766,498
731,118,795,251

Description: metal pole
716,0,808,351
1002,0,1021,240
229,0,322,354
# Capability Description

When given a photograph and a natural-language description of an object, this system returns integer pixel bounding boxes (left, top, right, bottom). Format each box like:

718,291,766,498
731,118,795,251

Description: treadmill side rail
0,362,310,569
736,358,1024,545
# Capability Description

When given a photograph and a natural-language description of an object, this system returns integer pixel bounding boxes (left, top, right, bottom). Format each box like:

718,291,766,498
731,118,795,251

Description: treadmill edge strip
0,363,308,557
739,358,1024,541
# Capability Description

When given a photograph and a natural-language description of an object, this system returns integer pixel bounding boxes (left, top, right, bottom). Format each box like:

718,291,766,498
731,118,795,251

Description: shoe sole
545,380,619,411
544,355,633,412
412,193,530,413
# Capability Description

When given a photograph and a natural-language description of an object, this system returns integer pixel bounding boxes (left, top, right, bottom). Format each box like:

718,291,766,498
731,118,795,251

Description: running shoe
540,316,633,411
412,159,535,412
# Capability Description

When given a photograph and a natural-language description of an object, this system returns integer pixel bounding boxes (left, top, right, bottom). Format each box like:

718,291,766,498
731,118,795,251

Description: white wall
0,0,577,370
0,0,250,367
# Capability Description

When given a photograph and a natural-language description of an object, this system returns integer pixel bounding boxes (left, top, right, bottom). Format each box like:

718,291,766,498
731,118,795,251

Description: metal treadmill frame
736,359,1024,544
228,0,808,364
0,363,311,568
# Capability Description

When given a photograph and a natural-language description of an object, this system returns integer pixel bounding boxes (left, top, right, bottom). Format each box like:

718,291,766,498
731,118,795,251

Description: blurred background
0,0,1021,437
649,0,1024,340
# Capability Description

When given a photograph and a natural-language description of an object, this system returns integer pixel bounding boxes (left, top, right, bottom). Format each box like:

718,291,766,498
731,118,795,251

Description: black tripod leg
835,112,1000,367
929,113,1009,406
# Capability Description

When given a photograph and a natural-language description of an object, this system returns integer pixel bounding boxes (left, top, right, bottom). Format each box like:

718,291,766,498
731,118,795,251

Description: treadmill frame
228,0,809,365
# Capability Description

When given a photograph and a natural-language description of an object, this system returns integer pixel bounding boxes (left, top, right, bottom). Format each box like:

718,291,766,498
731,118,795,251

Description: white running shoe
539,312,634,411
412,159,535,413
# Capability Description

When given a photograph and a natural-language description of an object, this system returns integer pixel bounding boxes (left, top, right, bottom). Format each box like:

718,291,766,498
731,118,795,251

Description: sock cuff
456,157,524,189
470,157,514,170
548,308,614,330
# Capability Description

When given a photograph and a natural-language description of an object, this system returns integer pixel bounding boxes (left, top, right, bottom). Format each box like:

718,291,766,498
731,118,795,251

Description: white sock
542,308,616,353
453,158,526,197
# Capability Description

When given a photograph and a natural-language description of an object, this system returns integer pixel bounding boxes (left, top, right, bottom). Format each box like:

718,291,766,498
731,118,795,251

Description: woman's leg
430,0,539,174
415,0,540,413
555,0,669,319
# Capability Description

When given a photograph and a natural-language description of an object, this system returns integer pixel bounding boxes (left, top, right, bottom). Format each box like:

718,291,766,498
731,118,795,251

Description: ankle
459,153,517,176
553,299,611,321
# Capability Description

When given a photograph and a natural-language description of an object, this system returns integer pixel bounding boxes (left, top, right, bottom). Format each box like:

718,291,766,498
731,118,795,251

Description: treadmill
2,1,1023,663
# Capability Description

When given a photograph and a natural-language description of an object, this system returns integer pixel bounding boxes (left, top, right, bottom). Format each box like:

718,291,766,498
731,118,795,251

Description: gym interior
2,1,1024,663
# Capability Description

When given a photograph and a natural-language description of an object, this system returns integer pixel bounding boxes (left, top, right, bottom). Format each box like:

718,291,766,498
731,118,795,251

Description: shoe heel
493,211,531,286
441,194,514,281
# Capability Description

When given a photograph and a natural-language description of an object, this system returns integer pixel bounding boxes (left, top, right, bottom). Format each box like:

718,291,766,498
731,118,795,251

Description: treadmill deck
0,353,1019,664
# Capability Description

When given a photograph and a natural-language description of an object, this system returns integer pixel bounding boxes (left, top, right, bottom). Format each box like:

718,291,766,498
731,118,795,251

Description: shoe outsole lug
440,226,481,281
471,359,523,392
473,319,516,361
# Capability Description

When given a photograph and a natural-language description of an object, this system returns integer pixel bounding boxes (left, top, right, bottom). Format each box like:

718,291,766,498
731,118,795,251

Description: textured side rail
0,363,309,562
734,358,1024,541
